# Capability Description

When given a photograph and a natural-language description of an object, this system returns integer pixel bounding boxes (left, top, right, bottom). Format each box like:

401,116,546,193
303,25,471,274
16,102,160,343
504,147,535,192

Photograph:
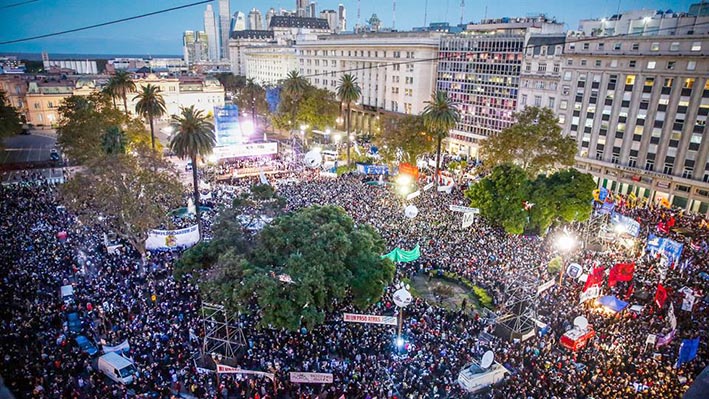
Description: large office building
517,34,566,118
125,74,225,119
437,16,564,157
183,31,210,65
248,8,263,30
296,31,443,135
560,11,709,214
204,4,219,61
228,30,276,76
218,0,231,59
338,4,347,32
244,46,298,85
232,11,247,32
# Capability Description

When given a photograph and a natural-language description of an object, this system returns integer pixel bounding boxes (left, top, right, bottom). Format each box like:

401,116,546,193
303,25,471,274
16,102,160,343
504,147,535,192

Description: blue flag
676,337,700,368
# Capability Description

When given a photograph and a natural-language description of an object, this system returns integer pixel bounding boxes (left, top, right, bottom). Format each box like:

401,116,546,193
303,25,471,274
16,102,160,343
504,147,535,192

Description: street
0,130,57,167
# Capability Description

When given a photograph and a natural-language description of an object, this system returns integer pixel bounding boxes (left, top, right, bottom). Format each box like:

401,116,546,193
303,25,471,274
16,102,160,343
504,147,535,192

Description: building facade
248,8,263,30
320,10,339,33
231,11,246,32
204,4,219,61
559,31,709,214
25,81,75,126
218,0,231,59
518,34,566,116
438,16,564,158
0,74,29,120
296,32,442,134
244,46,298,85
338,4,347,32
228,30,275,76
125,74,225,120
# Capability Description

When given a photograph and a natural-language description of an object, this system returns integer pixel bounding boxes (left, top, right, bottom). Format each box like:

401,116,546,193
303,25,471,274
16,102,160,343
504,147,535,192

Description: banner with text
216,364,275,380
145,225,200,250
343,313,397,326
289,372,334,384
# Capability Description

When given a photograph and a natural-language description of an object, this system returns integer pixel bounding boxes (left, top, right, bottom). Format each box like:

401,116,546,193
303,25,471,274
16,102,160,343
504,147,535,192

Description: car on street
66,312,81,334
75,335,98,356
50,148,61,161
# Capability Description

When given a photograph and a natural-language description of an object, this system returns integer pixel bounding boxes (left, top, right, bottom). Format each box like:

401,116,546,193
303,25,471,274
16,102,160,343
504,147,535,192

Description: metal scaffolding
199,302,246,361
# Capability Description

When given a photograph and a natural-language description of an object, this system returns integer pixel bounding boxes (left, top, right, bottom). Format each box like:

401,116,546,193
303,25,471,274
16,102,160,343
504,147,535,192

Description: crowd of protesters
0,159,707,399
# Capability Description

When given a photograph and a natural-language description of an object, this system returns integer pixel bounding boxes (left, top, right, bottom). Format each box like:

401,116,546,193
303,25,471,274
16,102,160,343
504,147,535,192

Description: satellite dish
404,205,419,219
573,316,589,330
480,350,494,369
566,263,583,279
303,150,322,168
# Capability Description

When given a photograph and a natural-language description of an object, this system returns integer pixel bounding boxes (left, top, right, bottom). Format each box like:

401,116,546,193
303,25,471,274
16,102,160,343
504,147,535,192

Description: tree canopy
61,151,183,258
480,106,577,177
0,91,22,143
178,200,395,331
272,85,339,132
56,93,126,163
377,114,433,164
466,165,594,235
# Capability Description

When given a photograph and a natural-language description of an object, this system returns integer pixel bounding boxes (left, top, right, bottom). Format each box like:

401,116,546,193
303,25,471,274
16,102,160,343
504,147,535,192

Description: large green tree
377,114,433,164
61,151,183,260
480,106,577,177
527,168,596,233
0,91,22,142
191,205,395,331
101,126,126,155
422,91,460,186
169,106,216,239
215,72,246,95
56,93,126,163
337,74,362,165
466,164,531,234
134,83,167,152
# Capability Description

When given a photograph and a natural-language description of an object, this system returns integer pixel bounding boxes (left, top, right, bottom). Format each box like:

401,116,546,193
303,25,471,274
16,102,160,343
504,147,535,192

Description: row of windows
298,49,417,58
569,40,702,52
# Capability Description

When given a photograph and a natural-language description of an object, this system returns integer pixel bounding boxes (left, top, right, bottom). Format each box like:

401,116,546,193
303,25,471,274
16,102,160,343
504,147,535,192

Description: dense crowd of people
0,159,707,399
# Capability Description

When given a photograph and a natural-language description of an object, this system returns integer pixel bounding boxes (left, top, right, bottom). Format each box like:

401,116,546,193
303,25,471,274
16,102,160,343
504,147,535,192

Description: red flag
654,284,668,308
668,216,676,228
583,267,605,292
624,282,635,301
609,262,635,287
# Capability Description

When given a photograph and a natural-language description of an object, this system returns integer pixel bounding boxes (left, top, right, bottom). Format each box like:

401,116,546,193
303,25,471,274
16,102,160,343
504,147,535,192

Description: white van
457,361,510,394
60,285,74,305
321,150,339,161
98,352,137,385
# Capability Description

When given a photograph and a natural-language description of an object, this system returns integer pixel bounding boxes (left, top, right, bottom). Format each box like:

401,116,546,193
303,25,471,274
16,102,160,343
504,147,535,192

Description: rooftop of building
230,30,274,40
306,30,445,41
269,15,330,30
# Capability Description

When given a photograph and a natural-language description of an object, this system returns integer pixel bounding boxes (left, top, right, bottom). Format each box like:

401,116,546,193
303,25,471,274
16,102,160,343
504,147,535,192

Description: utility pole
424,0,428,27
392,0,396,30
460,0,465,25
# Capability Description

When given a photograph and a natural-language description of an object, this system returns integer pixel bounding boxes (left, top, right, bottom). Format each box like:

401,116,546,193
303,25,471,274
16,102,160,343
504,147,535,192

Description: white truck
457,352,510,394
98,352,137,385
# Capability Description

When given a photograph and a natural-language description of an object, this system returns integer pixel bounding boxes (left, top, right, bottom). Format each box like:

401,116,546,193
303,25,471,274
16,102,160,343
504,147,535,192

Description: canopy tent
382,244,420,263
597,295,629,313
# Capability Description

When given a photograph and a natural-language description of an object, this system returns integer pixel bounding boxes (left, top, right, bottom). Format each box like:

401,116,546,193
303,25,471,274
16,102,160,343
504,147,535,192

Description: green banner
382,244,420,263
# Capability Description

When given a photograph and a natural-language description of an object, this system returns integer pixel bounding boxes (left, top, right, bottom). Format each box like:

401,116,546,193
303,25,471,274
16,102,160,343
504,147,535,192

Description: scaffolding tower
198,303,247,362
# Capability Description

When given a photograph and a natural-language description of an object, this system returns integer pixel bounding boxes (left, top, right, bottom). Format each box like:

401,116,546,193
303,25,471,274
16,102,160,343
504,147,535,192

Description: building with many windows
438,16,564,158
25,80,75,126
125,74,225,120
244,46,298,85
228,30,275,76
518,34,565,116
560,20,709,213
296,31,443,134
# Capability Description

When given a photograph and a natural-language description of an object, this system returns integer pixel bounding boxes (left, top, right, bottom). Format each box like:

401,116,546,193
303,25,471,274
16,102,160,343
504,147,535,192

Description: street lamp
211,352,223,387
555,232,576,285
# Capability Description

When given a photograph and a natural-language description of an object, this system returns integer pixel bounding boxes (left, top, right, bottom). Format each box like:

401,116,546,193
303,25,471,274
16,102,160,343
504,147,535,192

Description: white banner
145,225,200,250
579,285,601,303
289,372,334,384
668,303,677,330
406,190,421,201
536,279,556,295
216,364,275,380
423,182,435,191
462,212,475,228
343,313,397,326
102,339,130,354
448,205,480,213
681,294,695,312
646,334,657,345
212,142,278,160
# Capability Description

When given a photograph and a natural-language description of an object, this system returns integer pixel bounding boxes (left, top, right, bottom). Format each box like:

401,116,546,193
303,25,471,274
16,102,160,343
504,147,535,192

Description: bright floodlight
614,224,627,235
396,337,404,349
396,174,413,186
556,234,575,252
241,120,254,136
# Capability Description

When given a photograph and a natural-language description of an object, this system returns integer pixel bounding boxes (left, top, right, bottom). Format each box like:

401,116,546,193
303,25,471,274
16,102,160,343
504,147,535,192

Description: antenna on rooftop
460,0,465,25
357,0,361,27
424,0,428,26
393,0,396,30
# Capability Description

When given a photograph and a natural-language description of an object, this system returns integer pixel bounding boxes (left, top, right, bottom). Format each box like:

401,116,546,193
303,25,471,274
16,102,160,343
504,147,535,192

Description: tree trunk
122,92,129,117
435,135,442,190
346,102,351,166
112,96,117,109
192,155,202,241
148,115,156,152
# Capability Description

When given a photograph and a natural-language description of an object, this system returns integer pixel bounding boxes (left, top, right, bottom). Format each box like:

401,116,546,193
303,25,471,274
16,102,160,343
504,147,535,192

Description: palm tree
101,126,126,155
422,90,460,188
111,70,136,116
336,74,361,166
282,70,308,135
134,84,167,152
169,106,216,239
102,80,118,109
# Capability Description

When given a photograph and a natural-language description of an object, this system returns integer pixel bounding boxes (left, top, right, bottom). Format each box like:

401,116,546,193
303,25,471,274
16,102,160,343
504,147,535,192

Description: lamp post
556,232,576,286
392,283,413,353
